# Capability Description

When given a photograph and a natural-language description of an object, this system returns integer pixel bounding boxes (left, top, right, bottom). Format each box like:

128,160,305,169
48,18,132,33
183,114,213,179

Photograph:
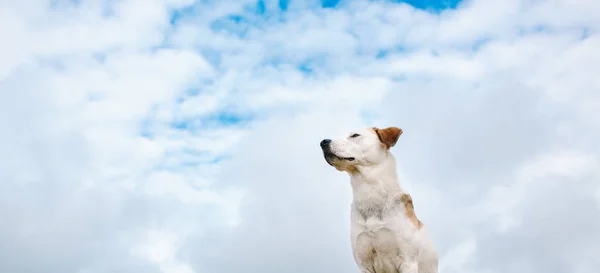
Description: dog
320,126,438,273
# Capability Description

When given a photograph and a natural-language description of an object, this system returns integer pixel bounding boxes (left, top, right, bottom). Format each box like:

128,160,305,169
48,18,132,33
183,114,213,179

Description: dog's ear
373,127,403,149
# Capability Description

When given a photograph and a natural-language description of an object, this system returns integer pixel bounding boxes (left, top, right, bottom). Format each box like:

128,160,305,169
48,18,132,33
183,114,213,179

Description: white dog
320,127,438,273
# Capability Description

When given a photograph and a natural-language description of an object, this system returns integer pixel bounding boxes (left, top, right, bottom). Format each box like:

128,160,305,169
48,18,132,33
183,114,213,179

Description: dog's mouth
324,152,355,162
339,156,355,161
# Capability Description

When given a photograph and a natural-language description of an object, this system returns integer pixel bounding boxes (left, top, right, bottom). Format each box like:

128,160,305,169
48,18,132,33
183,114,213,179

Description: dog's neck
349,152,403,200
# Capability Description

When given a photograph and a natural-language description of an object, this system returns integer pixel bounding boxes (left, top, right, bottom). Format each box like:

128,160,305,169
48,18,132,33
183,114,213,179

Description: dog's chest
352,184,395,219
354,197,386,220
350,190,418,272
351,212,411,273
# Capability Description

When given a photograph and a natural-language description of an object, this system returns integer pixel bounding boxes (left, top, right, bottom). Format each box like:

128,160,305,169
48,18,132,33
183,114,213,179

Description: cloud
1,0,599,273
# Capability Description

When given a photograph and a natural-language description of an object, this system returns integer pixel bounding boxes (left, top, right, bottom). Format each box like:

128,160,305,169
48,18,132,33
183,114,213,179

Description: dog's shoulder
395,192,423,230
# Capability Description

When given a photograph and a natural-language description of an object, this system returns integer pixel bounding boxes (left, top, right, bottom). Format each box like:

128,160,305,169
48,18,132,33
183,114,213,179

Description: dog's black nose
320,139,331,149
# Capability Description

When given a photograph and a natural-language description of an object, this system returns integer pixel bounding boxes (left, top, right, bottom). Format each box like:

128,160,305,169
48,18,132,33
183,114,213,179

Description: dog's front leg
355,257,375,273
356,260,376,273
399,261,419,273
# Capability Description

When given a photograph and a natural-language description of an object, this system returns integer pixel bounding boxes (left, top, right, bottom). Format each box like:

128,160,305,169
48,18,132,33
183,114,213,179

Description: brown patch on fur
373,127,403,149
338,164,359,174
399,193,423,230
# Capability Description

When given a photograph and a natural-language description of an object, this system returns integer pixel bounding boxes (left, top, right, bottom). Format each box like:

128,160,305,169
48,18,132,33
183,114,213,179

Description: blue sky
1,0,600,273
167,0,464,141
164,0,468,171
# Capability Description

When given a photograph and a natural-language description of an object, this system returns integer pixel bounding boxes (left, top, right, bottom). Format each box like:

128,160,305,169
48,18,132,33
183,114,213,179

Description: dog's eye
350,133,360,138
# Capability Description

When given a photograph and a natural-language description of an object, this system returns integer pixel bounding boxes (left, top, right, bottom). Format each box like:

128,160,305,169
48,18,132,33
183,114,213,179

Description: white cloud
132,230,195,273
1,0,599,273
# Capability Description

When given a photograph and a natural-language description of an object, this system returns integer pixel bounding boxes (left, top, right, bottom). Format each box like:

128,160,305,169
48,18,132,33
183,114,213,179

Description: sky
1,0,599,272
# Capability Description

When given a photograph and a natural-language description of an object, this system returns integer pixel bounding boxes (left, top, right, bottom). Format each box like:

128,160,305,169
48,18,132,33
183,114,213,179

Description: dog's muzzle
320,139,355,163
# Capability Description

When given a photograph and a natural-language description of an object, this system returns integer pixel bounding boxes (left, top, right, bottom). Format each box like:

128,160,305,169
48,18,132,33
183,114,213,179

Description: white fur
322,128,438,273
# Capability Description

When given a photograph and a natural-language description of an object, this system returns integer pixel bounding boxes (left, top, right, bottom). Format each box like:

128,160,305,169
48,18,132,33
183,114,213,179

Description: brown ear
373,127,403,148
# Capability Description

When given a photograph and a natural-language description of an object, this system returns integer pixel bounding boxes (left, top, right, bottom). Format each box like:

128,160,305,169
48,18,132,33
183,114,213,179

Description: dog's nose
320,139,331,149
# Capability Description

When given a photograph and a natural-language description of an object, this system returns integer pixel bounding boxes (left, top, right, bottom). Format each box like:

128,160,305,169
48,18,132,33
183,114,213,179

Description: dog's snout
320,139,331,149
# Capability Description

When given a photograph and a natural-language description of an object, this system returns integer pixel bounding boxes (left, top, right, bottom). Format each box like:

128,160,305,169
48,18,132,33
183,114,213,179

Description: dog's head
320,126,402,172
